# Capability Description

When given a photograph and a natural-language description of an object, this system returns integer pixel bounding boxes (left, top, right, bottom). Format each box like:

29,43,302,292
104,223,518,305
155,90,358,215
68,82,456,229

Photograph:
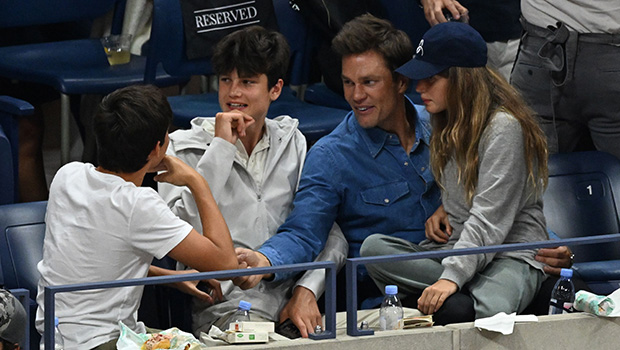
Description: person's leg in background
576,42,620,160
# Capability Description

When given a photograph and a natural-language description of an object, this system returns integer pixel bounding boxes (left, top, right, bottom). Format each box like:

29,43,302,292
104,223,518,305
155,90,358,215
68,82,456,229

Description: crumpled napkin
574,288,620,317
474,312,538,335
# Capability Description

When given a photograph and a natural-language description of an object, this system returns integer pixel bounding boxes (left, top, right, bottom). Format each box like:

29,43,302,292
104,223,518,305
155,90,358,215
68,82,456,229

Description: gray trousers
360,234,544,319
511,20,620,159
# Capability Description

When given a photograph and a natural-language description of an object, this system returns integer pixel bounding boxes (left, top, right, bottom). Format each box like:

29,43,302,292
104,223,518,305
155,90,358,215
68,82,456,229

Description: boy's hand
214,111,256,145
174,271,223,305
153,155,200,187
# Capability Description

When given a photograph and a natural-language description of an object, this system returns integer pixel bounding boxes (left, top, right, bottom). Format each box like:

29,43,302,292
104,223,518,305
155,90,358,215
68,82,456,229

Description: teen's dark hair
211,25,290,88
0,338,17,350
94,85,171,173
332,14,413,79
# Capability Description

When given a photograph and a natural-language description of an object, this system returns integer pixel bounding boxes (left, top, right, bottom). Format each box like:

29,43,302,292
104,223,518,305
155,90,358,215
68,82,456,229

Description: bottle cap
560,268,573,278
385,285,398,295
238,300,252,310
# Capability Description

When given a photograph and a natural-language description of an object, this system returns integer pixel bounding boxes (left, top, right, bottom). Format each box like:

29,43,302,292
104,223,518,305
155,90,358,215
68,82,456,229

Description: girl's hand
417,279,458,314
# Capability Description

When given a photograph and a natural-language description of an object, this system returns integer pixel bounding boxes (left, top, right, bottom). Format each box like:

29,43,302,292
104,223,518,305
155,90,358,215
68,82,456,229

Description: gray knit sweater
420,111,547,288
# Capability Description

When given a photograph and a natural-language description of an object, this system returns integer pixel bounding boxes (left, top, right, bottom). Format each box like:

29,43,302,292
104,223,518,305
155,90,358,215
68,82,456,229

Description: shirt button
404,162,409,166
421,167,426,171
257,194,262,201
384,198,390,203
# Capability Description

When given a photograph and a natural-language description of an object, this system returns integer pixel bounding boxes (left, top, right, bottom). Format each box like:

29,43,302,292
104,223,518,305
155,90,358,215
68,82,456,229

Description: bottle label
549,298,573,314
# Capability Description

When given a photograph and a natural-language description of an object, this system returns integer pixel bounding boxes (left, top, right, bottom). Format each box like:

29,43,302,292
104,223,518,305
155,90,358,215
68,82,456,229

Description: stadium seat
0,0,190,164
0,201,47,349
543,151,620,295
0,96,35,204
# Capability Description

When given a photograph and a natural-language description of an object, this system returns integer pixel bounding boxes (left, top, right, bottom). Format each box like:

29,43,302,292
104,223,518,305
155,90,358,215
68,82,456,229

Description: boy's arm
155,155,238,272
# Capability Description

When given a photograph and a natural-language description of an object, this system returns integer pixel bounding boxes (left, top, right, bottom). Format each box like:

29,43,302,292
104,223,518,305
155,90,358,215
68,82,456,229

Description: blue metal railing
346,233,620,336
43,261,337,349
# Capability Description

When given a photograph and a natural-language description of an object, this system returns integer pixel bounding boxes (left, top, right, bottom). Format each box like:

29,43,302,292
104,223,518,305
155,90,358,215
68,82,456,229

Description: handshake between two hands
233,247,273,290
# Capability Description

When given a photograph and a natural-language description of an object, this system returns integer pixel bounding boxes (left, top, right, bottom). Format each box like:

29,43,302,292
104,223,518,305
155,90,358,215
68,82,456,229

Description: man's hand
214,111,255,145
153,155,200,187
420,0,468,26
233,247,272,290
417,279,458,315
535,246,573,275
279,286,322,338
425,204,452,243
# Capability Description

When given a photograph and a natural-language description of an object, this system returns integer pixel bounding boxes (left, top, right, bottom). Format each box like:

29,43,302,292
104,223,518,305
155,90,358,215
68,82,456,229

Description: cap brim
396,57,448,80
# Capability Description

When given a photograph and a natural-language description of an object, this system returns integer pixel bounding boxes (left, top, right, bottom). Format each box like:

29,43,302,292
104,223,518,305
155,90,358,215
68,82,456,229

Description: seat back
147,0,213,85
0,0,119,28
0,96,35,204
0,201,47,300
148,0,311,86
0,125,14,205
0,201,47,350
543,151,620,263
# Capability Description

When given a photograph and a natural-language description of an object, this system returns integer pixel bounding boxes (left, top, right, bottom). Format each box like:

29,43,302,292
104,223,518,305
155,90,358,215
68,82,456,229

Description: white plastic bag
116,321,208,350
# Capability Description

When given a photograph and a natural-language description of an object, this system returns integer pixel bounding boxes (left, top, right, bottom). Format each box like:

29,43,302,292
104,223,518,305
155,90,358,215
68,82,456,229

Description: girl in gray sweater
362,22,549,320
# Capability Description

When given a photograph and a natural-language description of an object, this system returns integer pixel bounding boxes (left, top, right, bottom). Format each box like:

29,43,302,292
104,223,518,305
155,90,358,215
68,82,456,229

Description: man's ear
397,75,409,95
269,78,284,101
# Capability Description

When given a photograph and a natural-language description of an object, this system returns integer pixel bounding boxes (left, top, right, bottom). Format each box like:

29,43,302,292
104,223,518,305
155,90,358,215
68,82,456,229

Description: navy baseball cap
396,22,487,80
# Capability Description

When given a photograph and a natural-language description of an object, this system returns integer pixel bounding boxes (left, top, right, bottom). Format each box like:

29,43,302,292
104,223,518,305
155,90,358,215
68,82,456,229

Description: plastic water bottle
54,317,65,350
379,285,404,331
228,300,252,330
549,268,575,314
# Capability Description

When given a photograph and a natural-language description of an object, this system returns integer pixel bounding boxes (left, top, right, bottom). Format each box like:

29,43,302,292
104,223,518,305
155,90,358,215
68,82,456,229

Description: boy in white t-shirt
35,85,240,350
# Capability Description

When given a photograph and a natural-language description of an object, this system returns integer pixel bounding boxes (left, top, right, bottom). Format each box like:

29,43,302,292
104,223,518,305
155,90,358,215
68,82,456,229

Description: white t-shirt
35,162,192,350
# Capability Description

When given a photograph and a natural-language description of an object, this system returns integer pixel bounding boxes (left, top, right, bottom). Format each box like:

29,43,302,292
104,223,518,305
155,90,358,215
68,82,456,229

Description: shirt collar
353,95,431,158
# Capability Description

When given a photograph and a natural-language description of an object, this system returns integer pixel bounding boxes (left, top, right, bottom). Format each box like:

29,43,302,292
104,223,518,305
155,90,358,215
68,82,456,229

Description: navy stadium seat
543,151,620,295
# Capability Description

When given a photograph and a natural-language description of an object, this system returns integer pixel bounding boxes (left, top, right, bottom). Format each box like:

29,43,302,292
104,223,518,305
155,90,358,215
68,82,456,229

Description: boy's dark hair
94,85,171,173
211,25,290,88
0,338,17,350
332,14,413,78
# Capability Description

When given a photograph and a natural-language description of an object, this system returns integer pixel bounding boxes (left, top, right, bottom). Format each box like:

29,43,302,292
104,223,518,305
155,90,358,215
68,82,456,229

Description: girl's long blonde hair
429,66,548,205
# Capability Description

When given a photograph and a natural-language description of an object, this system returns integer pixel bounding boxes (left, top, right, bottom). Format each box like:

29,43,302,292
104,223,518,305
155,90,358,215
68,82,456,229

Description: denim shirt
258,99,441,282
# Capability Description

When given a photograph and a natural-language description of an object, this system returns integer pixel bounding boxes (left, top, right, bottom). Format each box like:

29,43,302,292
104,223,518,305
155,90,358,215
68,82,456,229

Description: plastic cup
100,34,132,65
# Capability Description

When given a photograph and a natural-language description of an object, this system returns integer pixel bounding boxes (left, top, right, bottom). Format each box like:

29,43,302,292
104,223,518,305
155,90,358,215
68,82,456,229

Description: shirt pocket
360,181,410,206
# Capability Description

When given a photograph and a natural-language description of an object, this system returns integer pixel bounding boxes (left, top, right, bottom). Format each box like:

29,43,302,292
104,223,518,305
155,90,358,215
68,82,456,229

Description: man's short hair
211,25,290,89
0,289,27,348
332,14,413,77
94,85,172,173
